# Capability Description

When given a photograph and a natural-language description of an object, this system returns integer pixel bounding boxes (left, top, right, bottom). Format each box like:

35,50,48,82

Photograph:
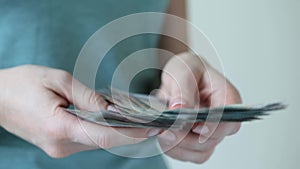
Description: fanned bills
65,88,286,129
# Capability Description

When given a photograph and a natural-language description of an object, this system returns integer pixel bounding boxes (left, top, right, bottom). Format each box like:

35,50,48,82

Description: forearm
158,0,188,67
159,0,187,52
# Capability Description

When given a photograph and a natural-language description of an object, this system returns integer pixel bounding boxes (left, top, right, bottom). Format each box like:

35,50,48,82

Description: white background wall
166,0,300,169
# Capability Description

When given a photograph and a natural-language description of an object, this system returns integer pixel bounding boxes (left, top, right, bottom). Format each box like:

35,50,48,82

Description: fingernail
192,125,209,135
159,131,177,142
170,98,187,108
148,129,161,137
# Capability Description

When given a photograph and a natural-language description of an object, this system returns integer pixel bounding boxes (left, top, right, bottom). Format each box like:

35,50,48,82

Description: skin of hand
157,52,242,164
0,65,161,158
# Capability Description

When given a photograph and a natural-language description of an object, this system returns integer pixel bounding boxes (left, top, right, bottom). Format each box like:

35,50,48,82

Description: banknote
65,88,286,129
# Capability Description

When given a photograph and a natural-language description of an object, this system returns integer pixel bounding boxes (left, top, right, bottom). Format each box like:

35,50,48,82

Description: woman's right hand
0,65,161,158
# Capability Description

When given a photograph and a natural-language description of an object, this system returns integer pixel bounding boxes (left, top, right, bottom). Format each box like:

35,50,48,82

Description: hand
157,52,241,164
0,65,161,158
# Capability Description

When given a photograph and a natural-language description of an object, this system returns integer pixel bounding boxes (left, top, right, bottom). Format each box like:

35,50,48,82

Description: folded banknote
65,88,286,129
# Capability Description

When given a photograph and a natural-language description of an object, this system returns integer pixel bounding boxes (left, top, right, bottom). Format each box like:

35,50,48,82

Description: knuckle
226,123,241,136
230,123,241,135
57,70,72,83
43,145,67,158
166,150,190,163
193,156,206,164
88,94,98,107
83,88,95,104
193,152,212,164
199,156,210,164
202,140,217,151
227,83,242,103
92,92,105,107
84,89,105,108
42,68,72,88
208,139,220,149
194,159,206,164
96,134,112,149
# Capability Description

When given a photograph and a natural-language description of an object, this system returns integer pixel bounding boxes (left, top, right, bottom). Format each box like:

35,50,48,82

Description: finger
66,113,162,149
223,80,242,104
158,130,223,152
44,142,95,158
43,69,108,111
197,63,242,142
164,146,214,164
192,122,241,141
201,62,241,106
162,56,201,109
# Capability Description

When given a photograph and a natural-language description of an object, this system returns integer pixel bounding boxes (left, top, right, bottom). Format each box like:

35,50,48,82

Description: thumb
160,53,203,109
43,70,108,111
70,119,162,149
166,68,200,110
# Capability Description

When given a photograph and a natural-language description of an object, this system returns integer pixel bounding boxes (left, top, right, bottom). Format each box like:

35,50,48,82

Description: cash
66,88,286,129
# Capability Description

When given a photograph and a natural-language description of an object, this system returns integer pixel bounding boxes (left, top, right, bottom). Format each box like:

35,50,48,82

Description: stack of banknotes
66,88,286,129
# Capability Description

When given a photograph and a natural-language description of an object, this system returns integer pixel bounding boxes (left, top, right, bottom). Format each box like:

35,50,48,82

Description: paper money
65,88,286,129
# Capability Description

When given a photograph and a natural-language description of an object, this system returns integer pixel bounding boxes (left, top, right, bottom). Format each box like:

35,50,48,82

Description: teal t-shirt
0,0,169,168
